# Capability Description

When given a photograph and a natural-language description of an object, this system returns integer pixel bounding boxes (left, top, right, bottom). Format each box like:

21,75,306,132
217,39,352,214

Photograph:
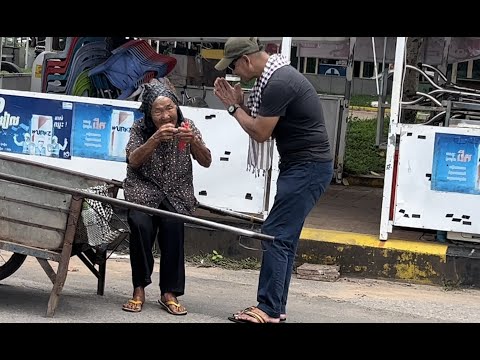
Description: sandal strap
236,306,256,315
243,310,266,323
127,300,143,305
164,300,181,308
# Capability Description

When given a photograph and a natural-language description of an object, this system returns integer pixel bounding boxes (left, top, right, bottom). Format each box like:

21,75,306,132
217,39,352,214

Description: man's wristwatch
227,104,240,116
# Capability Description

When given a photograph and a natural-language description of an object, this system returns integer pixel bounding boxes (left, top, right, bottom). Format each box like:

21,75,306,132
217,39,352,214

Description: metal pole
45,37,53,52
24,37,29,69
335,37,356,183
379,37,406,241
0,37,3,89
281,37,292,59
380,37,388,92
0,37,3,66
376,37,388,147
0,172,275,242
198,202,264,224
372,37,380,96
439,37,451,84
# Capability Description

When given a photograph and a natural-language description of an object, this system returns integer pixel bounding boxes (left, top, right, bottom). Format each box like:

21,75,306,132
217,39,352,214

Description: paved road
1,255,480,323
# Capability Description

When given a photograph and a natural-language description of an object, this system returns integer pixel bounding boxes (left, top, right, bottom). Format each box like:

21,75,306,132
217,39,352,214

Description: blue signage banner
318,64,347,77
431,133,480,195
72,103,143,162
0,94,73,159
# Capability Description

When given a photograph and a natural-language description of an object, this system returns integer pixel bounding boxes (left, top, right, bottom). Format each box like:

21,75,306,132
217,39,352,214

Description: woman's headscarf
139,80,184,139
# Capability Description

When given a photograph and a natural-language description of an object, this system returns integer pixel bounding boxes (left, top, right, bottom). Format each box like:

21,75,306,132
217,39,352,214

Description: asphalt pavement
1,255,480,323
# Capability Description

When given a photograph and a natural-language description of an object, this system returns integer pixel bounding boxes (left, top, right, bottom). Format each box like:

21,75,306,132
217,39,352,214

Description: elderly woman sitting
122,81,212,315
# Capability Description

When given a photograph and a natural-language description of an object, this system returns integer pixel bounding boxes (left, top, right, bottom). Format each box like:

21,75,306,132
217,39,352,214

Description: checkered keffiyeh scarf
246,54,290,175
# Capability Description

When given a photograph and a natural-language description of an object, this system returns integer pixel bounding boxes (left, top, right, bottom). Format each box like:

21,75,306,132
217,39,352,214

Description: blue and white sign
431,133,480,195
0,94,73,159
72,103,143,162
319,64,347,77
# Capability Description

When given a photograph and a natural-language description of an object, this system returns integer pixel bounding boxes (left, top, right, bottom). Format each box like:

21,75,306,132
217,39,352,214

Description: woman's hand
175,122,196,144
151,123,178,142
214,77,243,107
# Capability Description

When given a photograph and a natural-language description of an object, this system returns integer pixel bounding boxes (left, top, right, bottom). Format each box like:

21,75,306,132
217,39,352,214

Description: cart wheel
0,251,27,281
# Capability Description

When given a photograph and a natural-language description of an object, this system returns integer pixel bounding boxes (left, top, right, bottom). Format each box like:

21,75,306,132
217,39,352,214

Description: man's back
258,65,332,165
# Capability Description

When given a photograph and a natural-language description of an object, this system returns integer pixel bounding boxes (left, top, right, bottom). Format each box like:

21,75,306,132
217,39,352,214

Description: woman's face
151,96,177,128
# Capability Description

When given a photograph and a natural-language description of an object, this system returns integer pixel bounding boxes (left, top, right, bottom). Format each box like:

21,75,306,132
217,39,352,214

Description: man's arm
214,76,291,142
232,77,293,142
232,109,279,143
238,103,251,116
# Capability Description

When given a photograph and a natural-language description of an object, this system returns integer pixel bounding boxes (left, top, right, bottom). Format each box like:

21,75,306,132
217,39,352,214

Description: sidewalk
190,184,480,288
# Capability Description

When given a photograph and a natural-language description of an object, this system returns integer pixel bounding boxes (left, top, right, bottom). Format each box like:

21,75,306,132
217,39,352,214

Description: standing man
214,37,333,323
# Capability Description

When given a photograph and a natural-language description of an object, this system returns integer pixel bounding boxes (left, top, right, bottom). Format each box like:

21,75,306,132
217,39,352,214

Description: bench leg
97,250,107,296
46,197,82,317
46,250,72,317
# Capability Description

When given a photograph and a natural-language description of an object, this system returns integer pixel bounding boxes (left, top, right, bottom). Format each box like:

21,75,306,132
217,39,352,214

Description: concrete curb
298,228,448,285
184,224,480,288
298,228,480,287
344,175,384,188
350,105,390,113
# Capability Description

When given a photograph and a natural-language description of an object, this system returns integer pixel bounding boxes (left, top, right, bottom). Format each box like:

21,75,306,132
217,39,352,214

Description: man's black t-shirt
258,65,332,165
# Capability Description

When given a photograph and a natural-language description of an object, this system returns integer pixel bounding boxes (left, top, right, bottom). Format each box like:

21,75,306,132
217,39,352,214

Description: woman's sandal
122,299,143,313
158,299,188,315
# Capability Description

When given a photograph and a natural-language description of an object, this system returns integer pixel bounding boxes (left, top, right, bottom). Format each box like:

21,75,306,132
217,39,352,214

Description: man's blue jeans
257,160,333,318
